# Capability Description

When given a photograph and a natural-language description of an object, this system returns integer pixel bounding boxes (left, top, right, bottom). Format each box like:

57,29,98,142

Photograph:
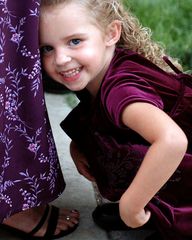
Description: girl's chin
66,83,86,92
67,86,84,92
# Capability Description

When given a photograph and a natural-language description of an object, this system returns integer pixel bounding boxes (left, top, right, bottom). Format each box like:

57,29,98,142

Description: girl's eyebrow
64,33,87,39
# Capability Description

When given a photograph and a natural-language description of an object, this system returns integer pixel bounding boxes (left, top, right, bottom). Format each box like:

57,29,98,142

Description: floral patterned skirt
0,0,65,222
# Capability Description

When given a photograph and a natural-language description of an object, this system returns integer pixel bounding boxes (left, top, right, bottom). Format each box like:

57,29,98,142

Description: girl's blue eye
70,39,81,46
40,45,53,54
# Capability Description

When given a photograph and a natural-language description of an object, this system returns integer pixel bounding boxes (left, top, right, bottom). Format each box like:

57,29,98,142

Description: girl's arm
119,102,188,228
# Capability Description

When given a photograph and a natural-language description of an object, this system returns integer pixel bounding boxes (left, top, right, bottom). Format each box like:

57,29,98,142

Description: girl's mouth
59,67,82,79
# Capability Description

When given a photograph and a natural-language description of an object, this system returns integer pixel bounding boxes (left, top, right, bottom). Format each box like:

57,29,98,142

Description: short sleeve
103,75,164,127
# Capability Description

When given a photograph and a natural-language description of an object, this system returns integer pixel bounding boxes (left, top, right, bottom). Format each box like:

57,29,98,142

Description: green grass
123,0,192,70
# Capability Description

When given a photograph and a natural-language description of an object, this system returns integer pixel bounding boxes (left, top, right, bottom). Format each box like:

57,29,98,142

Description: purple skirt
0,0,65,221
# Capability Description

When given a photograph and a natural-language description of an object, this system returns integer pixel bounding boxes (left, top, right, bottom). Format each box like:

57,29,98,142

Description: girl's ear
105,20,121,46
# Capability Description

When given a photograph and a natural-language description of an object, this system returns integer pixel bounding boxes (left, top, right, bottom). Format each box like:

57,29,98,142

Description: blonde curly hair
40,0,182,72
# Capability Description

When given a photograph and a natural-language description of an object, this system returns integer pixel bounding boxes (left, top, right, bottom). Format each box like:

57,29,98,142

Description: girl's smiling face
40,2,119,96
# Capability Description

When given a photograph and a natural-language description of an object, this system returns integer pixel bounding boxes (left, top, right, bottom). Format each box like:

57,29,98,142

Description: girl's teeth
61,68,81,77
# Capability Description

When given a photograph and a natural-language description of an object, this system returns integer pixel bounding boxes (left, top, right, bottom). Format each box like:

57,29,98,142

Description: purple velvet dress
0,1,65,222
61,48,192,239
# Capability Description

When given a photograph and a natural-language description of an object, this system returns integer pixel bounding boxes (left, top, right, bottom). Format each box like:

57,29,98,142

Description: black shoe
92,203,131,231
145,231,163,240
92,203,154,231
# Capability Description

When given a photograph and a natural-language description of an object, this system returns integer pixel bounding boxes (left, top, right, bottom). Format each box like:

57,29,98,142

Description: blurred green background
123,0,192,71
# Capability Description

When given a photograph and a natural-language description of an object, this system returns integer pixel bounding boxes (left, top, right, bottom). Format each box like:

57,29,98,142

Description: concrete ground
0,92,153,240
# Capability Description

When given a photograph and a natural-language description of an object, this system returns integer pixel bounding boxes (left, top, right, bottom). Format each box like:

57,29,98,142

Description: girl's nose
54,51,71,66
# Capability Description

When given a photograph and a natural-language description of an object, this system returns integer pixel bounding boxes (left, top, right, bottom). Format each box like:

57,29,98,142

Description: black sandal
0,205,79,239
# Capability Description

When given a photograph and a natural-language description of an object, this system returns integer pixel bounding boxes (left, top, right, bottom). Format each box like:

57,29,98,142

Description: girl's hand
70,141,95,181
119,195,151,228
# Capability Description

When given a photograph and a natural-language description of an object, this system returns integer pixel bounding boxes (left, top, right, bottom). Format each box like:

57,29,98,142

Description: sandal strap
28,205,50,236
44,206,59,238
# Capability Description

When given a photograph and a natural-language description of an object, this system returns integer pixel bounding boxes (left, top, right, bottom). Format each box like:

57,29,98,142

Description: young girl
39,0,192,239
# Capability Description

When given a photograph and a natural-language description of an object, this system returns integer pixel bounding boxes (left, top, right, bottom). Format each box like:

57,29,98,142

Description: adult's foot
2,205,79,238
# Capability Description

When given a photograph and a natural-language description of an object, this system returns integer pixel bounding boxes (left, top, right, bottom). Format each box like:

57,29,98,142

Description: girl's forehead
41,2,90,20
40,3,104,39
41,1,87,12
41,1,101,28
